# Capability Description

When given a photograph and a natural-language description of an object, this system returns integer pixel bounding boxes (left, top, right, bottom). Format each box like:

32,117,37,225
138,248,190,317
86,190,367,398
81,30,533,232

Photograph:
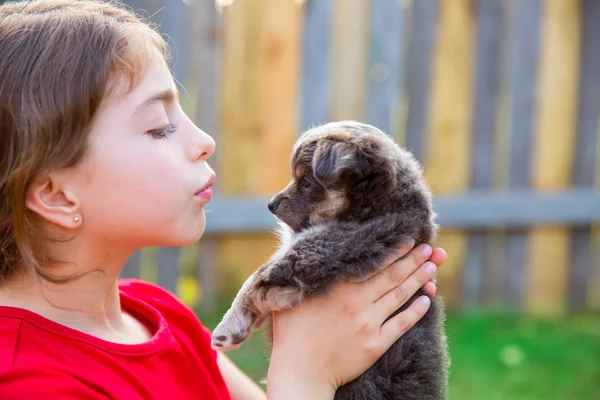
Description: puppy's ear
312,140,371,189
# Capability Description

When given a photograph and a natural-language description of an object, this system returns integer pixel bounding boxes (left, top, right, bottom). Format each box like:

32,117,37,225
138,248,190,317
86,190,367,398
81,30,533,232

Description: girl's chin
139,214,207,247
171,222,207,246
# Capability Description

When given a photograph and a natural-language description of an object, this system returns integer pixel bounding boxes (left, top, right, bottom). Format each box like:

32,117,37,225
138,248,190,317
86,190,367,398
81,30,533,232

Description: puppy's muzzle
268,197,280,214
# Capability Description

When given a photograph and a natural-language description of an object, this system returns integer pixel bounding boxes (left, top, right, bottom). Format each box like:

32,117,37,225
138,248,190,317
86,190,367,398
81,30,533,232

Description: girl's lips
195,187,213,202
195,174,216,202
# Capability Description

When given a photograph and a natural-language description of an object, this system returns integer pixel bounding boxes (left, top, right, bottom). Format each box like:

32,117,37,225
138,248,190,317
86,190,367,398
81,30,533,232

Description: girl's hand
266,242,447,400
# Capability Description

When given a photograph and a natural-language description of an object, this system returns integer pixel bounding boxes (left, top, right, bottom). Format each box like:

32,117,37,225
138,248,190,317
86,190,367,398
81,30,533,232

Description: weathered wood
259,0,301,193
217,0,270,298
219,0,265,194
366,0,405,136
189,0,222,312
463,232,486,309
218,0,302,295
404,0,437,162
123,0,146,15
196,237,219,313
193,0,221,182
425,0,475,307
122,250,142,279
204,190,600,233
300,0,332,132
160,0,186,84
569,0,600,311
528,0,581,315
464,0,503,309
157,246,180,295
330,0,369,121
504,0,541,309
483,0,512,307
218,233,280,296
121,0,600,315
470,0,502,190
590,224,600,310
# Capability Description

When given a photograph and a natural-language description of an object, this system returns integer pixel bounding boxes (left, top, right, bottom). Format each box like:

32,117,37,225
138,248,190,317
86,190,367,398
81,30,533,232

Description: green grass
444,312,600,400
198,308,600,399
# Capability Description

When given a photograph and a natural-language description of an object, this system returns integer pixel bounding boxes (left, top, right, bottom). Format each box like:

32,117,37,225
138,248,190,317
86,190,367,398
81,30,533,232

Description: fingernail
424,262,436,275
423,244,432,258
421,296,431,306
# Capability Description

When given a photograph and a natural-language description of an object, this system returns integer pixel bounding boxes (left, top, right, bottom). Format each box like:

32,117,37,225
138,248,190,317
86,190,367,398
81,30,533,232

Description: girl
0,1,446,399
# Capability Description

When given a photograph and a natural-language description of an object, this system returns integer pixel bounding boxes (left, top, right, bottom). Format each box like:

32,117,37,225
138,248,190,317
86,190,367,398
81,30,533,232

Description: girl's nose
190,127,216,162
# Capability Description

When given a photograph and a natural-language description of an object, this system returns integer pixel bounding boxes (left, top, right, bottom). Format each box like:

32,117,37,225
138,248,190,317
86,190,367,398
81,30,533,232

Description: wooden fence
120,0,600,315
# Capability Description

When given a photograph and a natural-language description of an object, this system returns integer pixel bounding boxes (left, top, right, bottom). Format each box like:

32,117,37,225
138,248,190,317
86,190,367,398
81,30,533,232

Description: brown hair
0,0,168,283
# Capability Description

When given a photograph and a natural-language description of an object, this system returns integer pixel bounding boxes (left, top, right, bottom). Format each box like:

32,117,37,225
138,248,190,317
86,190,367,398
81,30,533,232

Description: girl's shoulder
118,278,201,328
119,278,186,309
118,278,217,357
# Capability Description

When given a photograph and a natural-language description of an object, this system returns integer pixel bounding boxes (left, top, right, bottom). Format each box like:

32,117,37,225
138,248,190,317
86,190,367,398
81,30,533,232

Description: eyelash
147,123,178,139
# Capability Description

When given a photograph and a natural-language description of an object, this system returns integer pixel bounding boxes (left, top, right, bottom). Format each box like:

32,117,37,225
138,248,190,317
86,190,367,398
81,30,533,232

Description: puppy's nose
268,198,280,213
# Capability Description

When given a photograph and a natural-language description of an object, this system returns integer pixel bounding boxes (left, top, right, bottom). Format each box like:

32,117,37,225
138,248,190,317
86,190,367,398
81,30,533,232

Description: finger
348,238,415,283
422,281,436,297
379,295,431,345
374,260,436,318
429,247,447,267
365,243,433,301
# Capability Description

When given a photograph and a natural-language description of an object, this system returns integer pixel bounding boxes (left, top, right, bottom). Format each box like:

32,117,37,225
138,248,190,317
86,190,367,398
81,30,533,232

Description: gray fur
212,121,449,399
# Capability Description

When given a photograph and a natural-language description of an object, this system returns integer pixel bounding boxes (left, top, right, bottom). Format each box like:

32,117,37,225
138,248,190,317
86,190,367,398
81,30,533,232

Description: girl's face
67,45,216,250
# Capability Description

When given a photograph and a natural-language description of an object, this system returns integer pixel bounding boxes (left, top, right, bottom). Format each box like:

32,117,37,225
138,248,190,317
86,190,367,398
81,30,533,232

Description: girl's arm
217,352,266,400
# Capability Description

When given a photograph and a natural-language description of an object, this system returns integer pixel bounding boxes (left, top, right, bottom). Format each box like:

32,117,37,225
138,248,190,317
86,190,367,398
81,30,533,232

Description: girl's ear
26,174,81,229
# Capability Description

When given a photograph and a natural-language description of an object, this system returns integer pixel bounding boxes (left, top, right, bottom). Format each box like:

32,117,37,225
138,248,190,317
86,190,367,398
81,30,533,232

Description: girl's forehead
104,47,174,109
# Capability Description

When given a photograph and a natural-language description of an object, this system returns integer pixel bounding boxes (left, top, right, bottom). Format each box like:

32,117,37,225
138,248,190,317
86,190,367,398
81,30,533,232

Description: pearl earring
73,216,80,223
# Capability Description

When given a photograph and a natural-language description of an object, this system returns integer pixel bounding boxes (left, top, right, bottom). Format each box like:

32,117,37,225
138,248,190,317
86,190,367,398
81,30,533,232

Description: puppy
212,121,449,400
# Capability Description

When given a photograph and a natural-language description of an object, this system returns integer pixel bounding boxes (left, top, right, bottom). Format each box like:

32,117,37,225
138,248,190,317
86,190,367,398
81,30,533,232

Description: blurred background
109,0,598,398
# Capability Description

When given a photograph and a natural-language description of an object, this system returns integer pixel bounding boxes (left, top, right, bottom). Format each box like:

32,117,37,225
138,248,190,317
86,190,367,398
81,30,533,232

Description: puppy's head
268,121,412,233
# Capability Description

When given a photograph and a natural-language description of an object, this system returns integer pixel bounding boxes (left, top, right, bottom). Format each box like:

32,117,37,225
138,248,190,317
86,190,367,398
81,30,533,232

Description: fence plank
259,0,301,193
122,250,141,279
504,0,541,309
425,0,475,307
569,0,600,312
219,0,264,194
218,0,268,294
218,0,302,293
366,0,405,136
190,0,222,312
300,0,332,132
157,247,180,294
528,0,581,315
464,0,503,309
196,237,219,313
159,0,186,85
205,190,600,233
193,0,221,179
590,224,600,310
569,0,600,310
404,0,438,162
593,131,600,309
483,0,513,307
331,0,369,121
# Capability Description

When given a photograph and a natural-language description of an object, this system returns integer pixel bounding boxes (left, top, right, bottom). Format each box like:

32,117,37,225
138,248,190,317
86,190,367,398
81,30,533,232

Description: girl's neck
0,257,151,344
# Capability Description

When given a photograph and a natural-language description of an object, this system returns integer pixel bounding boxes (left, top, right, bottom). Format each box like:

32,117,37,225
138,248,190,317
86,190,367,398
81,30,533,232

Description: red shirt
0,279,231,400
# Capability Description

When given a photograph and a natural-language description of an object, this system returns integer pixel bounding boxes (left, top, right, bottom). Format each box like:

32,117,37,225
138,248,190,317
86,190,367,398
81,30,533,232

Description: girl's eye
147,123,178,139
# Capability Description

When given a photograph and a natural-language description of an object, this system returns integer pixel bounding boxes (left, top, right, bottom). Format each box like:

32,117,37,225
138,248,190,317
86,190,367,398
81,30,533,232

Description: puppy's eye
299,179,311,189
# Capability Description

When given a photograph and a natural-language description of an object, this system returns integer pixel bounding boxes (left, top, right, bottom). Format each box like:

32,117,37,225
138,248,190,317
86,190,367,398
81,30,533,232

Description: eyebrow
134,87,180,114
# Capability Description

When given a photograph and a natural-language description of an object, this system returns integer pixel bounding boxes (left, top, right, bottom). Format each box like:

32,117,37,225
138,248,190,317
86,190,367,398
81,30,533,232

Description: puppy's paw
210,312,253,351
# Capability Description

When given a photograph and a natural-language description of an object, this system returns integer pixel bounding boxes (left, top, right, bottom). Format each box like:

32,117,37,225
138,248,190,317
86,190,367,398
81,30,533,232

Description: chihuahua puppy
212,121,449,400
